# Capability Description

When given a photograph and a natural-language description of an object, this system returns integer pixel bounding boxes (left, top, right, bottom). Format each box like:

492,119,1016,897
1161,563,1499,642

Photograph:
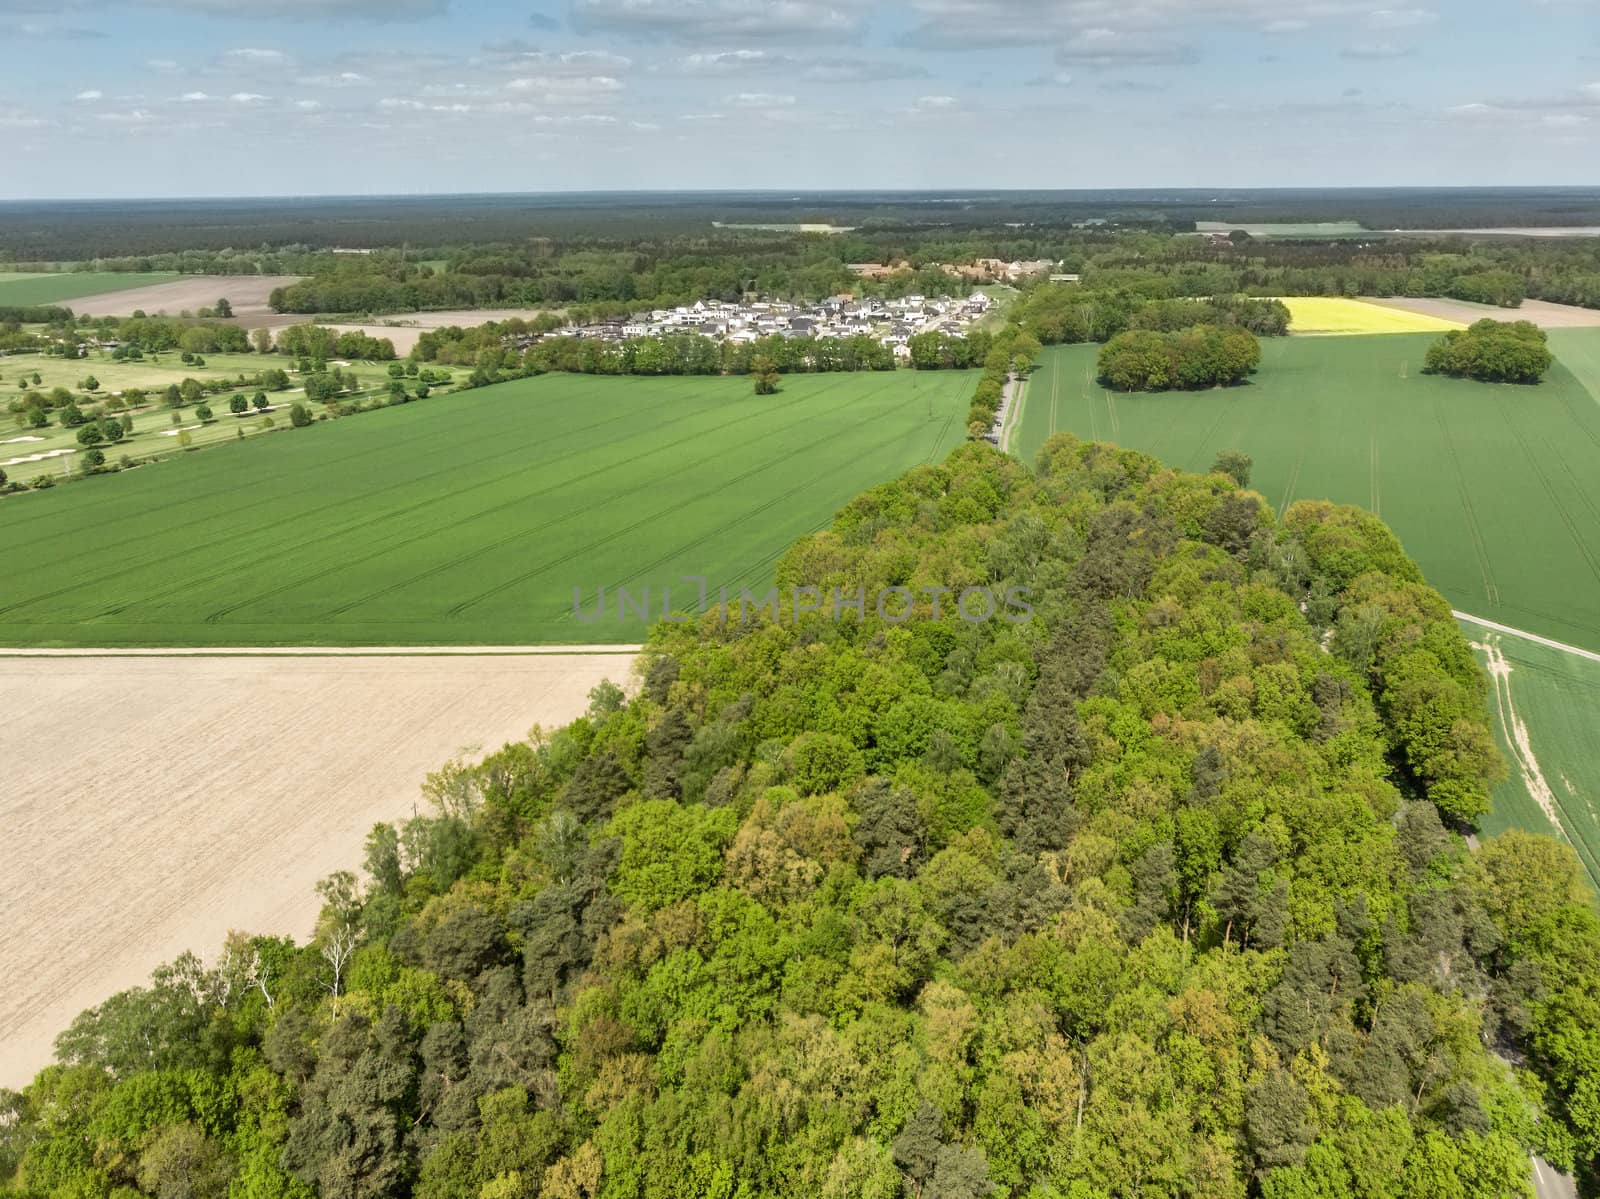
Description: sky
0,0,1597,198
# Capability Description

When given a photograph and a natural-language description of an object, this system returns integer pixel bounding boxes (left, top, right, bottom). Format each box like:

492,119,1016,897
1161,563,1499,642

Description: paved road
1532,1156,1576,1199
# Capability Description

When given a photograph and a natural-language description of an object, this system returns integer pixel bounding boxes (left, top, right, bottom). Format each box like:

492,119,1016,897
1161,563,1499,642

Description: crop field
1014,336,1600,653
1,351,447,484
0,271,176,307
1464,624,1600,894
1281,296,1463,335
0,369,975,646
1548,328,1600,397
0,647,635,1087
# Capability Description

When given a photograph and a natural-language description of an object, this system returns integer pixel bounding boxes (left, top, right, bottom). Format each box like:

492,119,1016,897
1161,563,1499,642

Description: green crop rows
0,369,974,646
0,272,177,306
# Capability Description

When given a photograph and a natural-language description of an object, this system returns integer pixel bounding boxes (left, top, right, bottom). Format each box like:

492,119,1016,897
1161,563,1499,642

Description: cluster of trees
907,330,997,371
3,435,1593,1199
274,325,399,363
113,318,253,356
1423,320,1554,384
1097,326,1263,391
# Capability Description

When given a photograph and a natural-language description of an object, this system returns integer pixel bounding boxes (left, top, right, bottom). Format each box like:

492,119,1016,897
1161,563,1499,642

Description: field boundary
0,645,643,659
1454,613,1600,664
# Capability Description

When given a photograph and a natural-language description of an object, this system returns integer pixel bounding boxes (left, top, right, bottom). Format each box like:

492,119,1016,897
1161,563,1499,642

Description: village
560,289,1000,359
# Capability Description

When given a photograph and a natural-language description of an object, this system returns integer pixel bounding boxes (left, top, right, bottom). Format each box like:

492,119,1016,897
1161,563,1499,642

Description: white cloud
1365,7,1437,28
294,98,323,109
222,48,293,67
723,91,796,106
297,71,372,87
572,0,862,43
505,74,626,103
97,109,155,123
0,107,50,128
230,92,270,103
177,91,212,102
1340,40,1416,58
677,48,786,73
146,0,447,18
73,89,102,101
484,46,634,72
1056,28,1198,67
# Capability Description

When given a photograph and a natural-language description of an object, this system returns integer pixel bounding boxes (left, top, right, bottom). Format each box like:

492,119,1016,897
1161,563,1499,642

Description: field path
0,648,637,1088
1454,612,1600,664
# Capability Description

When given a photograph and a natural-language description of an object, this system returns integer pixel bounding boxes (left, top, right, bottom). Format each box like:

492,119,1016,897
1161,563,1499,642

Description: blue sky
1,0,1597,198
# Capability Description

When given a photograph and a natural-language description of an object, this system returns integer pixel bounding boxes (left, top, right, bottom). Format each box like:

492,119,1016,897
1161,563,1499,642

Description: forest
3,435,1596,1199
4,189,1600,261
259,233,1600,319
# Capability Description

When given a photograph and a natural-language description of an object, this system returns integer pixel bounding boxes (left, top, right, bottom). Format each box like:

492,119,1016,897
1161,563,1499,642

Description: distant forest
2,188,1600,261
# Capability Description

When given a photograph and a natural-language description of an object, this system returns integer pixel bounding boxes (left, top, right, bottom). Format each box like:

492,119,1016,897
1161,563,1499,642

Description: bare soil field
1366,297,1600,329
0,648,637,1088
67,275,303,319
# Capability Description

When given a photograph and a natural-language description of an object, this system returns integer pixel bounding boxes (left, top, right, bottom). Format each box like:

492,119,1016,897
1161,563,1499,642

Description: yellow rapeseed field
1281,296,1465,335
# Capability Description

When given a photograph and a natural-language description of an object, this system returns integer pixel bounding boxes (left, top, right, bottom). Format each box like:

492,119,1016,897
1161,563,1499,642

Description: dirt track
68,275,303,319
0,649,636,1087
1366,297,1600,329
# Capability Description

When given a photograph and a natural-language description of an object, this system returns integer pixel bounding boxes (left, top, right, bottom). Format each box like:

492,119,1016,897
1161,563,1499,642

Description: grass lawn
1,351,451,485
0,368,975,646
1465,623,1600,895
0,272,177,307
1013,336,1600,654
1281,297,1464,336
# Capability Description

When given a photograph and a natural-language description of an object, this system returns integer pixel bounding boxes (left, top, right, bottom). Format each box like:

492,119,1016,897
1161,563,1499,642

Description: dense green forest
258,232,1600,319
4,436,1597,1199
4,189,1600,261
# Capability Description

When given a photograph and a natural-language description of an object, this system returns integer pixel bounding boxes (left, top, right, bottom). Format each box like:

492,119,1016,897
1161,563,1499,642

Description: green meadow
0,369,974,646
1014,333,1600,654
0,272,176,306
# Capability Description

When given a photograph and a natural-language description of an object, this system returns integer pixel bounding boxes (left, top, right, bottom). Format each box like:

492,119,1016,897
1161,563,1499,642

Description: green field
2,352,450,485
1014,334,1600,653
1465,621,1600,894
0,369,973,646
0,272,176,306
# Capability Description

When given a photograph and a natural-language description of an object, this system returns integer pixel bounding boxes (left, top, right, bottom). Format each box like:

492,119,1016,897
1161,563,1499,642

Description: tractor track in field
444,414,927,618
205,374,906,625
67,390,776,626
0,382,719,615
1498,408,1600,592
1369,435,1382,517
1433,397,1502,607
77,373,872,625
0,377,697,561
